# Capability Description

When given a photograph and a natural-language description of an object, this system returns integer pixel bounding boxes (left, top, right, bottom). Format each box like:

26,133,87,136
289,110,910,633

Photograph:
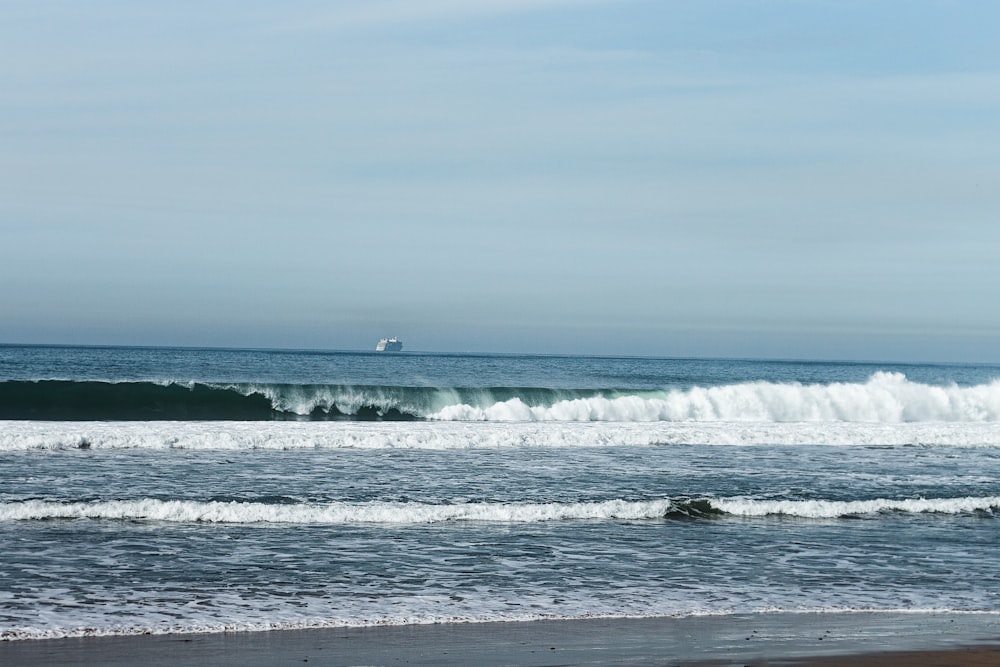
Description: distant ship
375,337,403,352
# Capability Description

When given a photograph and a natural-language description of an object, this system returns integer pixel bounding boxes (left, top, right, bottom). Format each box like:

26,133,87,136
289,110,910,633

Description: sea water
1,345,999,639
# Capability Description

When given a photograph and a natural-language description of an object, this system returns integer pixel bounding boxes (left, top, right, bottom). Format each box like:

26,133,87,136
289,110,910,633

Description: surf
3,496,995,524
2,372,998,423
5,420,1000,451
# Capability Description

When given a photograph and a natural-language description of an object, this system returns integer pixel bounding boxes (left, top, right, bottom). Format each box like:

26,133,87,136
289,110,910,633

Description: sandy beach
3,612,999,666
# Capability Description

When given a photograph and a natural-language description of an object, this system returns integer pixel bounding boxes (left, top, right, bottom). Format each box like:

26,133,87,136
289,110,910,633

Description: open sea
2,344,999,640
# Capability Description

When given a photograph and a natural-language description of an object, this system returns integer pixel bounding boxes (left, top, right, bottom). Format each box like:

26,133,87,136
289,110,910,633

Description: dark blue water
2,344,997,387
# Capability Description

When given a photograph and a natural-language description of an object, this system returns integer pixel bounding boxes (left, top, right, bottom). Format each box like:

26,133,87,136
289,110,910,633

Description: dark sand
2,612,998,666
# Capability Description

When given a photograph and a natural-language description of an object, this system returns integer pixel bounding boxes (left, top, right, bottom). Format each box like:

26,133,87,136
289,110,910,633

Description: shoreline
3,612,999,666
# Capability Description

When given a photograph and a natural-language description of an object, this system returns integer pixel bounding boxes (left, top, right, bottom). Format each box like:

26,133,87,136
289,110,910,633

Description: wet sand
2,612,998,666
781,646,1000,666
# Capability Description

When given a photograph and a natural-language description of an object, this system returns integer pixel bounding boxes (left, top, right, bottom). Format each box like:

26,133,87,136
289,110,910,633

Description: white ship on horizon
375,337,403,352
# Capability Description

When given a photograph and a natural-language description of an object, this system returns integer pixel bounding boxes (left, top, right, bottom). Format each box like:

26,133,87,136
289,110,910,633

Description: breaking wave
1,372,998,423
2,496,995,524
712,496,1000,518
427,372,1000,422
0,498,690,524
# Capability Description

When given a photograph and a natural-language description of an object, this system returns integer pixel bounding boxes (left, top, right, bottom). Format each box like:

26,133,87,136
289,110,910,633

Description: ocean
1,344,999,641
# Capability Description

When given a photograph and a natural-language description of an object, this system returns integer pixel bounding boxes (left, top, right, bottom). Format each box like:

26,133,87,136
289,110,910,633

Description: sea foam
0,498,679,524
427,373,1000,422
712,496,1000,518
3,496,996,524
3,420,1000,452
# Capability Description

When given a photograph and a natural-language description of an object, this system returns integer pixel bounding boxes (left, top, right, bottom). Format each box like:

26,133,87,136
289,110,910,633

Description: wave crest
427,373,1000,422
713,496,1000,518
2,373,998,422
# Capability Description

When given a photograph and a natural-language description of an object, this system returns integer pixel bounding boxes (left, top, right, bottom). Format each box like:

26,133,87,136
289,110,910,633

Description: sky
2,0,999,362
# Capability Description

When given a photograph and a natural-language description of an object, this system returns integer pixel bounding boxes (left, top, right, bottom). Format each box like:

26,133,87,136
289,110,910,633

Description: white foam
3,420,1000,452
4,495,996,524
713,496,1000,518
223,382,428,417
0,498,679,524
427,373,1000,422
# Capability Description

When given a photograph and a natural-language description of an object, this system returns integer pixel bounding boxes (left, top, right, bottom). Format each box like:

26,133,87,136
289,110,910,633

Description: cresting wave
429,372,1000,422
2,496,997,524
1,373,999,422
713,496,1000,518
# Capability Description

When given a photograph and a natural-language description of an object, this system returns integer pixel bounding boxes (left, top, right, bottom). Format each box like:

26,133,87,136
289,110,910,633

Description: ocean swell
1,373,998,423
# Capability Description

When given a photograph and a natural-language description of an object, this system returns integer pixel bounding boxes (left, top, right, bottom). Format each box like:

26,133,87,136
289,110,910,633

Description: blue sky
2,1,999,361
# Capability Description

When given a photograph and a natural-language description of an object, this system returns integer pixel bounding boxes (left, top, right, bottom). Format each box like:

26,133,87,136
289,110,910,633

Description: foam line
3,420,1000,451
3,496,997,524
0,498,679,524
713,496,1000,518
0,421,1000,452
